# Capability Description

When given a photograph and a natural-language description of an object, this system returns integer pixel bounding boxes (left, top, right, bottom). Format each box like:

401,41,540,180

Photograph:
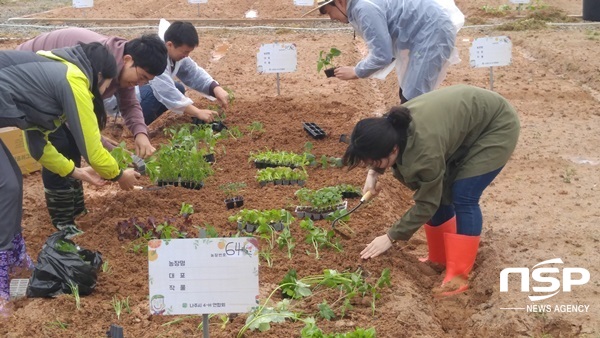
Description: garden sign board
257,43,298,74
148,238,259,315
73,0,93,8
294,0,315,6
469,36,512,68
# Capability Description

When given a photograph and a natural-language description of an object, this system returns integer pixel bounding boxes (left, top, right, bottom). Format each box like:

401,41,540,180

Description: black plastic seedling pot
191,118,228,132
324,68,336,78
225,196,244,209
204,153,215,163
303,122,326,140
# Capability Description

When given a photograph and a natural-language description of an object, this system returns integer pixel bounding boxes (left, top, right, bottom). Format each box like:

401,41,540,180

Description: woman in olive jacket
0,43,139,314
343,85,520,296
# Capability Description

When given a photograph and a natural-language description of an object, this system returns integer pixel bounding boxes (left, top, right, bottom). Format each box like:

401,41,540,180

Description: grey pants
0,139,23,251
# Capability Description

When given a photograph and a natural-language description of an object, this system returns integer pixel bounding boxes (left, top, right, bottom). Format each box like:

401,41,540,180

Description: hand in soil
360,234,392,259
118,169,141,190
334,66,358,80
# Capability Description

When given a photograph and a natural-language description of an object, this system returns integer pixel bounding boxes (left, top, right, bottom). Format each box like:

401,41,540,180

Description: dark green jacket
388,85,520,241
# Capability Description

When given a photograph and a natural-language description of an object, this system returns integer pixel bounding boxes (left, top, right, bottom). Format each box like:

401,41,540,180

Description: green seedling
239,299,300,336
276,227,295,259
299,219,342,259
68,281,81,310
562,167,576,183
180,203,194,217
224,87,236,106
247,121,264,136
317,47,341,73
112,295,123,320
219,182,246,198
318,300,335,320
259,247,273,267
110,142,133,170
47,319,69,329
101,260,111,273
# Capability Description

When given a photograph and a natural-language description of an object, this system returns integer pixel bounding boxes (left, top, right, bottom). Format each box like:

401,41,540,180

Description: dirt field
1,0,599,337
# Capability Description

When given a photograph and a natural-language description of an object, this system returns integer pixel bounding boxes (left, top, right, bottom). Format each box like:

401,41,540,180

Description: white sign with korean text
148,238,259,315
188,0,208,4
294,0,315,6
257,43,298,74
510,0,530,4
73,0,93,8
469,36,512,68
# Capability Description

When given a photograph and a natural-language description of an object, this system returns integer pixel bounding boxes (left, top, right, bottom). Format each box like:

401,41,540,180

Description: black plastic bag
27,230,103,298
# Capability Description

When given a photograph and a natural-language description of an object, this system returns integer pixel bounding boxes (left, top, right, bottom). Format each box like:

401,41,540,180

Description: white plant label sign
469,36,512,68
73,0,93,8
188,0,208,4
294,0,315,6
510,0,530,4
257,43,298,73
148,238,259,315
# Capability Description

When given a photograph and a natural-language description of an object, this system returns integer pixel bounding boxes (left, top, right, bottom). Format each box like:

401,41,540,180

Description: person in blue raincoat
305,0,464,103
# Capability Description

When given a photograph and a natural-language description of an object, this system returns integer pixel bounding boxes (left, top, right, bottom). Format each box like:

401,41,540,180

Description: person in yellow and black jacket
342,85,519,298
0,42,140,315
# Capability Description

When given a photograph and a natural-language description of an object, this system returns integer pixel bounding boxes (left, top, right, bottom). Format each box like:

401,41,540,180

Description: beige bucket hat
301,0,334,17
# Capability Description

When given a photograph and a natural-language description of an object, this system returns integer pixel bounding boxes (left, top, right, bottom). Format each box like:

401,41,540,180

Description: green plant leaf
318,301,335,320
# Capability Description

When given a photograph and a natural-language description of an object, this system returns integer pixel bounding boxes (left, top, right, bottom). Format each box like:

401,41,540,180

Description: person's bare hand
134,133,155,159
117,169,141,191
335,66,358,80
213,86,230,109
71,167,106,187
195,109,219,123
363,169,381,197
360,234,393,259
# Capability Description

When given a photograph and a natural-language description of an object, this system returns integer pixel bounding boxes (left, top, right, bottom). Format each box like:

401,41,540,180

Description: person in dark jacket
18,28,167,236
0,43,140,315
343,85,520,296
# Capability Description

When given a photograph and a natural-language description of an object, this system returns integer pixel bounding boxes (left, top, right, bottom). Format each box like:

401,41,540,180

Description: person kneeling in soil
0,43,140,315
342,85,520,296
138,20,231,125
18,28,167,236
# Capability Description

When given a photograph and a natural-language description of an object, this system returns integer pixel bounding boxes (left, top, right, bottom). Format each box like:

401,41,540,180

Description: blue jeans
429,167,504,236
139,81,186,125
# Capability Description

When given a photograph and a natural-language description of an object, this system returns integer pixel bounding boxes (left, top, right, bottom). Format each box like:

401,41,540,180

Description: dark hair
124,34,167,76
79,42,117,130
164,21,199,48
342,106,412,170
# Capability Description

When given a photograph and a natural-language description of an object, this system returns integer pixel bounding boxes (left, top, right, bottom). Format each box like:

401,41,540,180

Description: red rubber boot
419,216,457,265
434,233,480,298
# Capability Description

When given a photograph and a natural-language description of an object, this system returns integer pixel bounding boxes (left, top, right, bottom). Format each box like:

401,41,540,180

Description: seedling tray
294,201,348,220
303,122,326,140
237,221,284,233
253,160,297,169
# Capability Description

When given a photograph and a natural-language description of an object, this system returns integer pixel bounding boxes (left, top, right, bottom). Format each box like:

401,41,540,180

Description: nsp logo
500,258,590,301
